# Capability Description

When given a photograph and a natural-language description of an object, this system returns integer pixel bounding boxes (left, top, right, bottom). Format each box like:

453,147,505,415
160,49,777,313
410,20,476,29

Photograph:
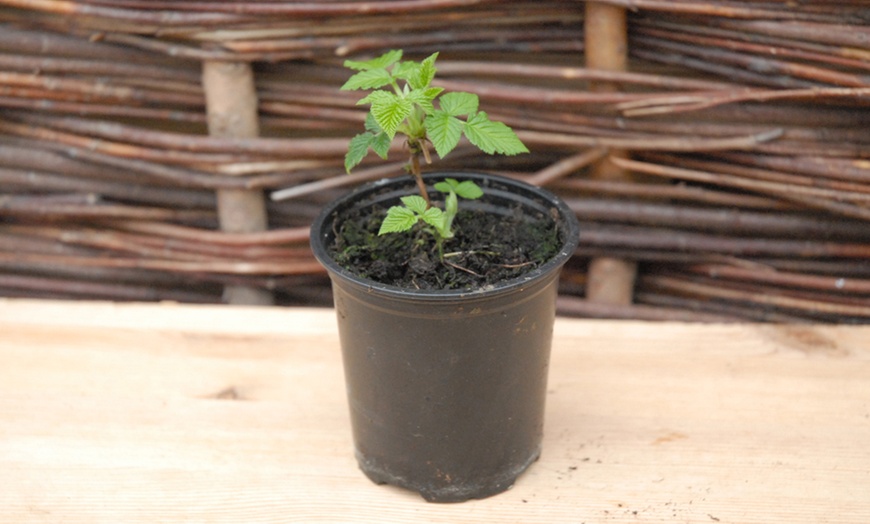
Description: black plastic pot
310,172,579,502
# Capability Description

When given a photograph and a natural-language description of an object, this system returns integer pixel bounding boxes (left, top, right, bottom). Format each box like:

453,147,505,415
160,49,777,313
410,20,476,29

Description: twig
527,148,608,186
556,295,739,322
618,87,870,117
517,128,784,152
611,157,870,221
644,274,870,319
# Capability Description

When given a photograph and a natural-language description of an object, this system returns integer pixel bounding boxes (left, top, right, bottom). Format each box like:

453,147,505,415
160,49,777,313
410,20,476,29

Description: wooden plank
1,298,868,523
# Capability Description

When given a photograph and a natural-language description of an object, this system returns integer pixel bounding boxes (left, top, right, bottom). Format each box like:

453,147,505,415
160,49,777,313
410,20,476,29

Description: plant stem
408,150,431,208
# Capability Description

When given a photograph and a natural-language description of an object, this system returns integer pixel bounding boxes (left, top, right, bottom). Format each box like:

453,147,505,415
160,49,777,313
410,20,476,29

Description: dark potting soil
329,204,562,291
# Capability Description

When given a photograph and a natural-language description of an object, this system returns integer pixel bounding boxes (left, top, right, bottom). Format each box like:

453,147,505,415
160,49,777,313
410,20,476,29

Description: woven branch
0,0,868,320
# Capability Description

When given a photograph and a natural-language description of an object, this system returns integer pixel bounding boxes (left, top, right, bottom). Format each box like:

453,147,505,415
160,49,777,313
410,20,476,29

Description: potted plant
309,50,579,502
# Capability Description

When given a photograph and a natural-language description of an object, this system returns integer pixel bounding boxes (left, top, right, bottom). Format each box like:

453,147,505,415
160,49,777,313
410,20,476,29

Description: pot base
355,447,542,503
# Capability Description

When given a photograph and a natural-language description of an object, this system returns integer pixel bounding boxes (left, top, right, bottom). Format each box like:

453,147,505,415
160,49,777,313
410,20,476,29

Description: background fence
0,1,868,322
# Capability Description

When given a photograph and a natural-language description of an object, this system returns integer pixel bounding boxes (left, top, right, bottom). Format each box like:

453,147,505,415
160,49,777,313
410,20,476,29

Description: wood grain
1,299,868,523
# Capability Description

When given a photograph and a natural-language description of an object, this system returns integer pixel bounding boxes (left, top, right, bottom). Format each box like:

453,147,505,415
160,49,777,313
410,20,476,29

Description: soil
329,202,562,290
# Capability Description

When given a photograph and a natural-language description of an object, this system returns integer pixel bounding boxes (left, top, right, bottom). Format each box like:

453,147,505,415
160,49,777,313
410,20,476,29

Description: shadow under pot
310,171,579,502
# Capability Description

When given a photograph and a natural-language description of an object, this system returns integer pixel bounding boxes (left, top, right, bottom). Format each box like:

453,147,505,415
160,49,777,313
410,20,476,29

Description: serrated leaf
371,95,413,138
363,112,382,132
378,206,418,235
370,131,392,159
463,111,529,156
406,89,436,115
357,90,395,107
422,86,444,100
424,111,464,158
345,132,375,173
410,52,438,89
391,61,419,82
341,68,394,91
344,49,402,71
439,92,478,116
433,180,454,193
400,195,429,215
420,207,447,234
434,178,482,199
453,180,483,199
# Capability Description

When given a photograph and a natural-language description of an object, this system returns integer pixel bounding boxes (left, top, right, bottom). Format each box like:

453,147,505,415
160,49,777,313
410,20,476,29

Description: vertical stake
584,2,638,305
202,60,274,306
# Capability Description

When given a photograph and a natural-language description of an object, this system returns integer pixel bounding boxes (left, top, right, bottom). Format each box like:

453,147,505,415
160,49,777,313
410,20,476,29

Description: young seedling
378,178,483,258
340,49,527,249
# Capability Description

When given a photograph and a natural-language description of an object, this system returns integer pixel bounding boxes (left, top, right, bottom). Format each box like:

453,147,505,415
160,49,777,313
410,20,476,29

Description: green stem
390,79,403,97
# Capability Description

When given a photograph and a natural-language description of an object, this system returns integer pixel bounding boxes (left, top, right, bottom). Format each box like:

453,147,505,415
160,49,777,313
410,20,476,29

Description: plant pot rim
310,171,579,301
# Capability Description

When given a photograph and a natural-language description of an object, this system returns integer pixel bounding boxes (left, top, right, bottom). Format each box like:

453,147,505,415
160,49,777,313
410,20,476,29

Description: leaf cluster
379,178,483,243
341,49,528,173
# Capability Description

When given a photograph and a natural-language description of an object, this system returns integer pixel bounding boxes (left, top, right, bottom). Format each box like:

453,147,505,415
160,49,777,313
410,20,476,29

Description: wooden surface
1,299,868,523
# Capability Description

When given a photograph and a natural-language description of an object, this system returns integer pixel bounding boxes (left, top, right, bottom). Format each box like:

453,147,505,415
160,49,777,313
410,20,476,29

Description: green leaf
421,86,445,100
463,111,529,155
453,180,483,199
363,112,382,132
370,94,413,138
378,206,418,235
357,90,395,107
443,189,458,218
433,180,454,193
400,195,428,215
419,207,448,236
391,61,420,83
345,132,375,173
370,131,392,159
344,49,402,71
435,178,483,200
405,90,435,116
341,68,394,91
410,52,438,90
439,92,478,116
357,114,392,159
424,111,464,158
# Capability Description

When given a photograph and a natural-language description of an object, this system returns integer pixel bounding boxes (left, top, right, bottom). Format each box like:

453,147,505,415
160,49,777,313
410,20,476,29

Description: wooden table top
1,298,868,523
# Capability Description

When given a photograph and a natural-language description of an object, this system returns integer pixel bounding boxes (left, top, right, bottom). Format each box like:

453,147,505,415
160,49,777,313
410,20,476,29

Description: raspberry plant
341,49,528,249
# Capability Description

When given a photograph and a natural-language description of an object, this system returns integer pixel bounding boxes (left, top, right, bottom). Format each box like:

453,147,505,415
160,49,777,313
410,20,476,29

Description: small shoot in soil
340,49,528,248
378,178,483,257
